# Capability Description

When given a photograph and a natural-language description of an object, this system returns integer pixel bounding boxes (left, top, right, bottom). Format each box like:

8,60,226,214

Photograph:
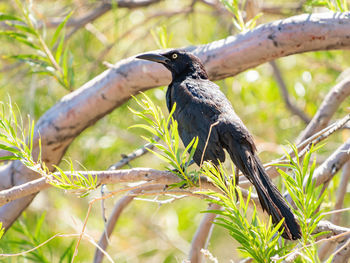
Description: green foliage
129,93,199,187
305,0,349,11
202,162,287,262
277,144,327,262
1,213,74,263
220,0,262,32
0,99,97,195
0,0,74,90
151,25,173,49
129,95,336,261
0,222,4,240
0,99,37,164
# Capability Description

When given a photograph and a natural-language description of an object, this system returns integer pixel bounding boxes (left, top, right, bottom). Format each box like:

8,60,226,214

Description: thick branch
0,168,260,207
189,203,221,263
1,11,350,230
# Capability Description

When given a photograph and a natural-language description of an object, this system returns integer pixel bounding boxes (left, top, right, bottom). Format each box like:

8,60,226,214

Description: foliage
129,93,199,187
220,0,262,32
0,222,4,240
0,0,74,90
130,95,332,262
305,0,349,11
151,25,173,49
202,162,286,262
277,144,327,262
0,99,97,194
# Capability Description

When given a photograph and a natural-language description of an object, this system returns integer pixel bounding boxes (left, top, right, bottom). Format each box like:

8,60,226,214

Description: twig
297,76,350,143
272,220,350,262
189,203,221,263
93,184,163,263
318,161,350,259
109,136,160,170
311,138,350,187
331,238,350,263
298,113,350,159
46,0,162,27
270,60,311,124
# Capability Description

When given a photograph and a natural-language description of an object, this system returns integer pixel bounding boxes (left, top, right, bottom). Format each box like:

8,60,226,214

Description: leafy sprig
220,0,262,32
277,144,327,261
129,93,199,187
0,0,74,90
0,99,97,195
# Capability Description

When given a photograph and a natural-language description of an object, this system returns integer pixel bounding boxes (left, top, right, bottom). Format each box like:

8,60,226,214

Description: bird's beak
136,53,170,64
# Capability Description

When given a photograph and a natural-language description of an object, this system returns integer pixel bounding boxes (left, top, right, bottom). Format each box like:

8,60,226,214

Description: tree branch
189,203,221,263
297,76,350,143
93,184,164,263
269,60,311,123
0,168,260,207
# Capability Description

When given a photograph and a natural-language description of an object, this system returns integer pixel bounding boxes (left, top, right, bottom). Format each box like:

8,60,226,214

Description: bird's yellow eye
172,53,178,59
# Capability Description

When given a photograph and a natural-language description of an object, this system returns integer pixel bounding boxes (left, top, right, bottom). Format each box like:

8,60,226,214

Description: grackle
137,49,301,240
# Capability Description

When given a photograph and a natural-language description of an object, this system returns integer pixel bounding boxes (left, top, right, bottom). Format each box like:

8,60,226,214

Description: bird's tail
227,143,301,240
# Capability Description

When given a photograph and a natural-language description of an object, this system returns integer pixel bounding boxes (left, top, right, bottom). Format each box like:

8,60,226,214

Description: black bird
137,49,301,240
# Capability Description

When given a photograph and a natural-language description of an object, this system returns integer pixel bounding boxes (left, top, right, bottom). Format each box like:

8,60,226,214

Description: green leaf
50,11,73,47
55,31,65,64
0,13,24,22
0,155,20,161
0,30,27,39
9,22,37,35
9,34,40,49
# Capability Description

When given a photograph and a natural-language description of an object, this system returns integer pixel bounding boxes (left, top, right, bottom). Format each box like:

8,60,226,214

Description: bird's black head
136,49,208,80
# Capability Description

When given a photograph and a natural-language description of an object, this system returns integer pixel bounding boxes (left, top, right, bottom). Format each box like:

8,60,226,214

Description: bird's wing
169,80,226,165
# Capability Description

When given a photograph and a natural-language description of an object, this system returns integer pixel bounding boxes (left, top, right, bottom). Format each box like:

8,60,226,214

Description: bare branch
45,0,162,28
311,138,350,187
109,136,160,170
273,220,350,262
318,161,350,260
93,184,163,263
297,76,350,143
189,203,221,263
0,168,259,207
269,60,311,123
332,161,350,224
331,238,350,263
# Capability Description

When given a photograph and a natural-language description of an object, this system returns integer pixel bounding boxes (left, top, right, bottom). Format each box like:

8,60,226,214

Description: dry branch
189,203,221,263
0,168,260,207
270,60,311,123
275,220,350,262
1,11,350,231
297,76,350,143
93,184,164,263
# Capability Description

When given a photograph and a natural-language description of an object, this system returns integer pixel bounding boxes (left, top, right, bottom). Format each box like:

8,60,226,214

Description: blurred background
0,0,349,262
